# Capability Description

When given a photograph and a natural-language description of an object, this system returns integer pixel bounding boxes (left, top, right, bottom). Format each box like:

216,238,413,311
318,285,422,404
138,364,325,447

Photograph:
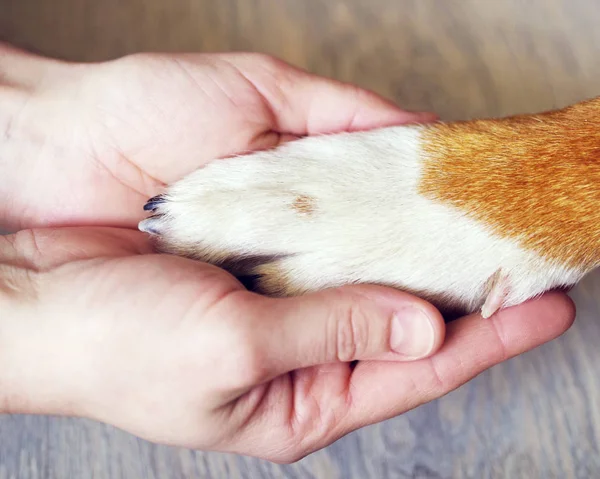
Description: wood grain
2,0,600,477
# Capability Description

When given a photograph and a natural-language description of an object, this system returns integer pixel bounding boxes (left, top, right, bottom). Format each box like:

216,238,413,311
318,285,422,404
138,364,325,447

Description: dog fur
139,97,600,318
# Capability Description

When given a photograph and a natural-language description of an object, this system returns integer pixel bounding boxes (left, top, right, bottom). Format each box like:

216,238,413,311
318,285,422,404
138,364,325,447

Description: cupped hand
0,228,574,462
0,44,576,462
0,43,434,231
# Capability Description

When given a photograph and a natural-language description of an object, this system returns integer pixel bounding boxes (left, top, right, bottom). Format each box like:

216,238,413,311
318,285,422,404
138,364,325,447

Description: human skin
0,43,575,462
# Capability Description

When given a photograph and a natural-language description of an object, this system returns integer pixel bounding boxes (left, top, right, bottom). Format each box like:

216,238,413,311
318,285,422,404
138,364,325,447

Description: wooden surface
2,0,600,477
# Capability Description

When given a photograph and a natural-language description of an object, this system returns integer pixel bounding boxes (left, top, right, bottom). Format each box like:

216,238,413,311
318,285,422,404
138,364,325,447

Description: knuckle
333,303,369,362
222,322,269,388
201,291,271,389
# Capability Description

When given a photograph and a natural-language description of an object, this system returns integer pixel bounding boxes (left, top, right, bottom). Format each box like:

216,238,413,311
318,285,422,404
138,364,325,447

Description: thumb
250,285,445,376
225,53,437,136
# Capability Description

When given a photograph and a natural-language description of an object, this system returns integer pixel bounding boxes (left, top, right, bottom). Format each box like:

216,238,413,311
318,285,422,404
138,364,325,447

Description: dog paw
137,125,581,316
138,134,373,295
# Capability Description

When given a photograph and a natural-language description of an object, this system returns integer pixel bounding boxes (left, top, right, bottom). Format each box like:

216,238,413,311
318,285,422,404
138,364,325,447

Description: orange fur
420,97,600,271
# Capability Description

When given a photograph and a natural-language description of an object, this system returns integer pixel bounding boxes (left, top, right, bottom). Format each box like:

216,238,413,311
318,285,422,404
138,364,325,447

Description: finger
339,291,575,434
227,54,437,135
245,284,446,378
0,227,153,270
273,76,438,135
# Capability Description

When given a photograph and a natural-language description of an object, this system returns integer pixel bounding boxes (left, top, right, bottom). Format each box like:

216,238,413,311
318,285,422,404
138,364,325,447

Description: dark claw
144,194,166,211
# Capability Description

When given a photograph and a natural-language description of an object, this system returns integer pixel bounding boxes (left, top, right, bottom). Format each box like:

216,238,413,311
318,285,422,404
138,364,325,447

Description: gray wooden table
2,0,600,477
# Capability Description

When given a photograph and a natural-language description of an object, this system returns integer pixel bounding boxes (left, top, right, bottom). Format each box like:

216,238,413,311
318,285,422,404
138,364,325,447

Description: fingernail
390,307,436,359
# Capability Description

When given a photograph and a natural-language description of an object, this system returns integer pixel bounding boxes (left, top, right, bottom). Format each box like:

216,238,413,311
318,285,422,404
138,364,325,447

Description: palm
7,50,427,232
16,54,289,230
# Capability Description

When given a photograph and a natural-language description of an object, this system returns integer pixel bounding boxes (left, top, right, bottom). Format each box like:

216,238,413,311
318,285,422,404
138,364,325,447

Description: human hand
0,42,434,231
0,44,576,461
0,227,574,462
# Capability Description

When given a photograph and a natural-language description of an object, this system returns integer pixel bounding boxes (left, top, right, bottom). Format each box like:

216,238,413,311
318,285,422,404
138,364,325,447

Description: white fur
140,126,583,315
